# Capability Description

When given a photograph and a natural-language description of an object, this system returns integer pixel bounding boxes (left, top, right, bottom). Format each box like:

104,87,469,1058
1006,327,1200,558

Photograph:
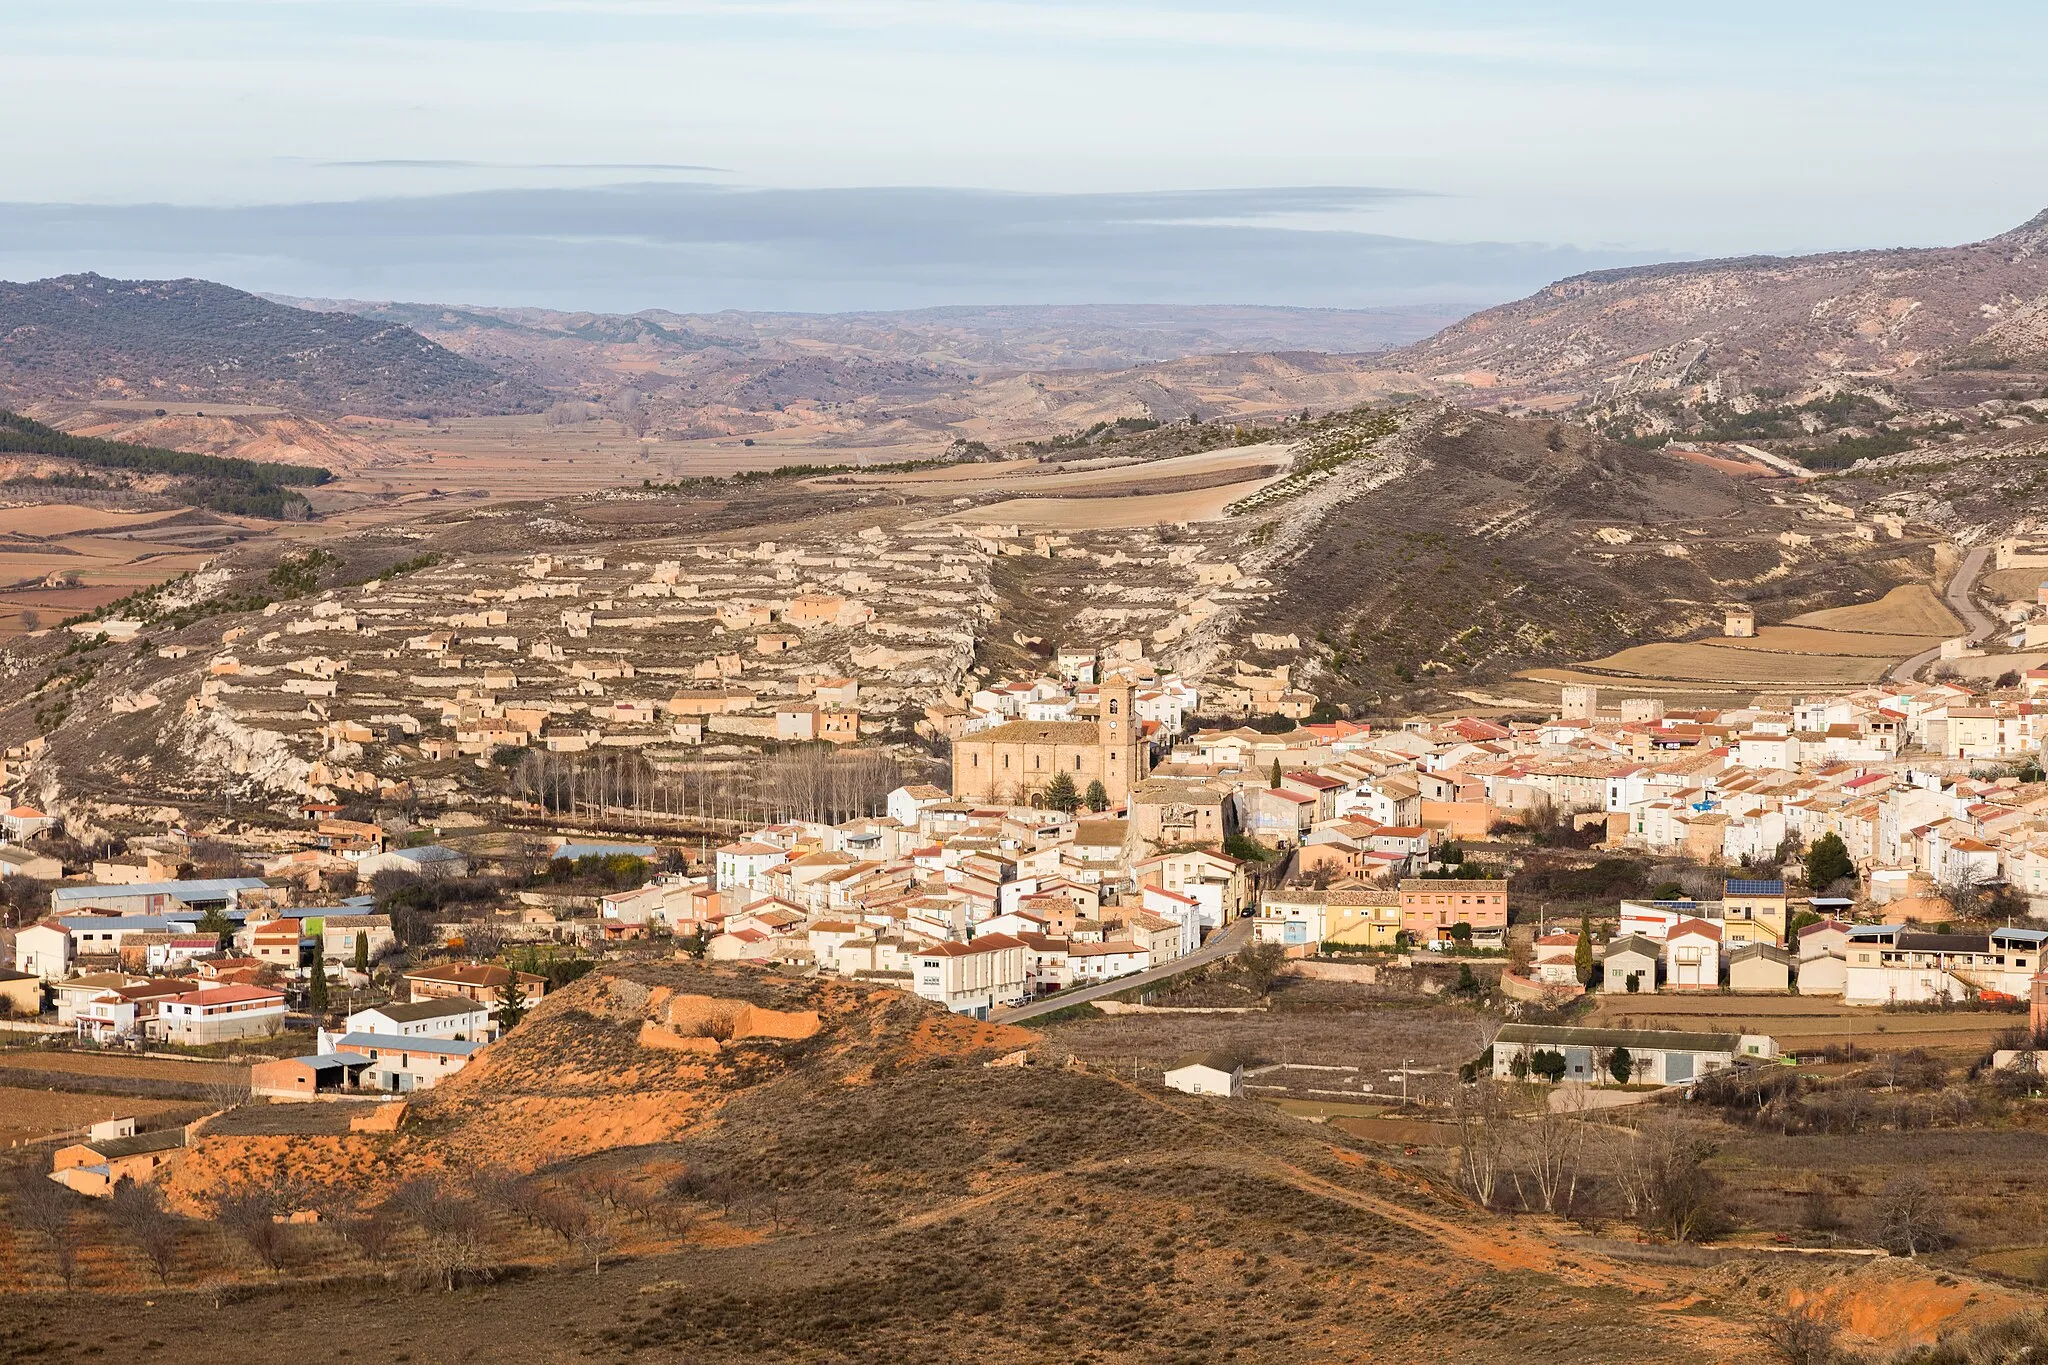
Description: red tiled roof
172,984,285,1006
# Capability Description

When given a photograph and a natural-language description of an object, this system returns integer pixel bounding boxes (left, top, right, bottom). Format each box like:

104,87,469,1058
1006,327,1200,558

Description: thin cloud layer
0,182,1652,313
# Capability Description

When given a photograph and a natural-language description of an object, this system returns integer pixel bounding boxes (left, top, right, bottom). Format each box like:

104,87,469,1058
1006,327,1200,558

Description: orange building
1397,878,1509,943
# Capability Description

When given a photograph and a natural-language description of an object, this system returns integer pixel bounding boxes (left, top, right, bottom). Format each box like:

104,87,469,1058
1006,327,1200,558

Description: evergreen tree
1084,779,1109,813
308,955,329,1012
197,905,231,947
1269,759,1282,789
1805,832,1854,890
1043,770,1080,814
1608,1045,1635,1085
1574,911,1594,985
494,976,528,1033
354,930,369,973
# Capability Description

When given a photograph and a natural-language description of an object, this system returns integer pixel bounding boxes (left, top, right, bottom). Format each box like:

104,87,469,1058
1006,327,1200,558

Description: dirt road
1890,542,1995,682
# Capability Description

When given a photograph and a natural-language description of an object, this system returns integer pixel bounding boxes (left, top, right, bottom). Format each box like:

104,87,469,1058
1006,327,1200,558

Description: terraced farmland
1525,583,1959,692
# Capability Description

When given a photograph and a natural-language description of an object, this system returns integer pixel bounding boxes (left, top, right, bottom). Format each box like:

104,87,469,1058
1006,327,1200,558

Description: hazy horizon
5,2,2047,311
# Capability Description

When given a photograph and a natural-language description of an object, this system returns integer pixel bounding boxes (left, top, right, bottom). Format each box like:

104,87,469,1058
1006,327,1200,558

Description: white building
331,1032,483,1092
13,920,72,980
337,997,493,1044
910,933,1029,1018
1843,926,2048,1006
1066,940,1150,982
1164,1055,1243,1098
1664,919,1723,990
157,984,287,1044
1492,1024,1776,1085
714,841,787,892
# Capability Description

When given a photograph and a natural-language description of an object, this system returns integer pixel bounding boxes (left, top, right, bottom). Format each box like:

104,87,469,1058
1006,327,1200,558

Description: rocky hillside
0,274,546,417
5,961,2027,1364
275,297,1451,446
1364,208,2048,438
1198,406,1937,710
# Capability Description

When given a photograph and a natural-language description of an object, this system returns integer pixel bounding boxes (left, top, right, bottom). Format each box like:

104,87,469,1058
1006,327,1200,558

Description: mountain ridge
0,272,547,417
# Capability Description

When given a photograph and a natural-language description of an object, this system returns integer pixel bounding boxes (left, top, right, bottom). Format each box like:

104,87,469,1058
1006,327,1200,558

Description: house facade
910,934,1029,1017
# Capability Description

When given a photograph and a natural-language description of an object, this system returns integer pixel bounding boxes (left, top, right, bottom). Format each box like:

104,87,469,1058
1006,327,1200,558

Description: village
9,546,2048,1322
10,593,2048,1069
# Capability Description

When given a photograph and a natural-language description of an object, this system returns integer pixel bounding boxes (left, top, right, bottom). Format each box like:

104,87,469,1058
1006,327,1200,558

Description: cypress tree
1574,911,1594,985
354,930,369,973
309,954,330,1012
495,977,528,1033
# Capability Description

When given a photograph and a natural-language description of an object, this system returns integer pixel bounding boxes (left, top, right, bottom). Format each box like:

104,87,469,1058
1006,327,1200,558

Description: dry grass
1586,993,2019,1057
1569,641,1892,684
935,475,1282,529
1788,584,1961,636
1982,567,2048,603
0,1087,198,1145
1700,625,1943,657
0,506,192,536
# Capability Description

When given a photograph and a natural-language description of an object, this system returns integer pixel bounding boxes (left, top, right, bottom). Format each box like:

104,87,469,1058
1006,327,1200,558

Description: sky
2,0,2045,312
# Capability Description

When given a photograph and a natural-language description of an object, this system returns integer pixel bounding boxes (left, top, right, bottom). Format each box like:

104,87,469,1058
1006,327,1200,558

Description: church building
951,675,1149,806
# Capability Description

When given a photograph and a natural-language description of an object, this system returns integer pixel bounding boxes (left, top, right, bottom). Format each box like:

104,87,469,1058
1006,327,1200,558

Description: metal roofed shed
553,842,658,861
1491,1023,1777,1086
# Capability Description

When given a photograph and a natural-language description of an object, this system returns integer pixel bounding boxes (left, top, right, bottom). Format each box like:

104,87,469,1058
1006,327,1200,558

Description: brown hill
0,273,546,418
5,961,2031,1363
1362,209,2048,415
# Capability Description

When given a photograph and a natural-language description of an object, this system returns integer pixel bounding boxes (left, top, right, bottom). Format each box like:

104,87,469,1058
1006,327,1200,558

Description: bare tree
9,1170,83,1289
214,1185,293,1273
204,1072,252,1114
415,1197,492,1291
1875,1173,1952,1257
336,1208,398,1262
1511,1088,1588,1214
1453,1079,1512,1207
109,1178,182,1285
1757,1303,1841,1365
535,1191,591,1246
1607,1125,1652,1226
460,921,508,962
577,1203,620,1274
470,1166,546,1227
1633,1120,1725,1242
394,1176,494,1290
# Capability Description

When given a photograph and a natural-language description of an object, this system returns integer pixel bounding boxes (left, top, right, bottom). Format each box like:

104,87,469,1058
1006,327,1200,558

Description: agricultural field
1786,583,1962,636
943,476,1280,529
0,507,234,637
1536,582,1962,692
0,1087,197,1147
1982,567,2048,603
1705,625,1944,657
1558,641,1894,686
0,1048,248,1086
1585,992,2021,1058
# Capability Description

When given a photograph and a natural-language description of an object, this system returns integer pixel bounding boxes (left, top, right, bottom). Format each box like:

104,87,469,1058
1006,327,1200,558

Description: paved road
1889,542,1996,683
991,916,1256,1025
